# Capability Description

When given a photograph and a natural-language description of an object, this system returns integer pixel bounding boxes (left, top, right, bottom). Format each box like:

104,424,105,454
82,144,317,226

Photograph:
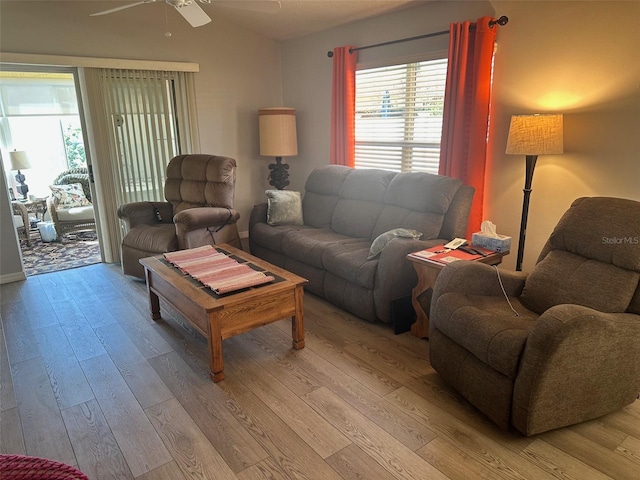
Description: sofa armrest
173,207,239,230
117,201,173,229
249,203,268,229
373,238,442,323
512,305,640,435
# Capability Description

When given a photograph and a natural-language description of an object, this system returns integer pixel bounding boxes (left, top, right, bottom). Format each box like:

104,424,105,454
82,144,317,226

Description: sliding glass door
0,69,88,202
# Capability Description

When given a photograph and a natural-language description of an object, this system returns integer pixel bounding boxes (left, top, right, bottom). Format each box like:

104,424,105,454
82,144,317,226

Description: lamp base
15,170,29,200
268,157,290,190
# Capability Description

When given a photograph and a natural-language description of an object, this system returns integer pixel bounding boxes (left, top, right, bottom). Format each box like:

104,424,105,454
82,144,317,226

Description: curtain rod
327,15,508,58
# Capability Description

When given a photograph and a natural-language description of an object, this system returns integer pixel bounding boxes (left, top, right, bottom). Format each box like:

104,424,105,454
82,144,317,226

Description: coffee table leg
292,285,305,350
208,315,225,382
144,269,161,320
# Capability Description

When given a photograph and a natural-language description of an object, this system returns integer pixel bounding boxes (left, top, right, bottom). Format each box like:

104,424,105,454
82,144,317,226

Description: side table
13,198,48,225
406,249,509,338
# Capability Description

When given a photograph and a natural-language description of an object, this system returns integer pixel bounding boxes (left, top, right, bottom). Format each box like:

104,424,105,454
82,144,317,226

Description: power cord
494,265,520,317
206,208,234,243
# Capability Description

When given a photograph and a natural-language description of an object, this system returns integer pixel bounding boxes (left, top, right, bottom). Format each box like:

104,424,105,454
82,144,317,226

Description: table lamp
259,107,298,190
506,114,563,271
9,150,32,200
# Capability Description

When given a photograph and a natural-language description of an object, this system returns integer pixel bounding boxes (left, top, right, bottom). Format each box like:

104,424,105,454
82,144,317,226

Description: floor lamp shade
506,114,563,155
259,107,298,190
506,114,563,271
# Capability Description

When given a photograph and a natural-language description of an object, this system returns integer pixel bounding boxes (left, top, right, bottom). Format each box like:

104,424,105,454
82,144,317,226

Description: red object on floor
0,454,89,480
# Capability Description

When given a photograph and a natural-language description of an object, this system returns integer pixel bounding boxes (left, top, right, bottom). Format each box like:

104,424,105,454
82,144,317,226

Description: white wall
487,0,640,270
0,0,284,280
281,0,640,271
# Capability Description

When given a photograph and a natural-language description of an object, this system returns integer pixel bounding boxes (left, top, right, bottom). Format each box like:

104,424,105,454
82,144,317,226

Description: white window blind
355,58,447,174
99,68,187,204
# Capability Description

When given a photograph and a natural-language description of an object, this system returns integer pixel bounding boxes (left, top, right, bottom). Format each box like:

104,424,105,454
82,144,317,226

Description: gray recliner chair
429,196,640,435
117,154,241,278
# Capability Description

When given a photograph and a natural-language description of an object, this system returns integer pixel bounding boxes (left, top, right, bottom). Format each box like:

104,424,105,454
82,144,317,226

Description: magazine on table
410,244,494,264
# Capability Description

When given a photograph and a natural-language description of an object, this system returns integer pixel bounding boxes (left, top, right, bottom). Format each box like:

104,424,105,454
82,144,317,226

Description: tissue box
471,232,512,252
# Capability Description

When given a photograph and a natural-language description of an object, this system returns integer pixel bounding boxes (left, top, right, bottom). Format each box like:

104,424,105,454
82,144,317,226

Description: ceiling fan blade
90,1,152,17
175,2,212,27
212,1,282,14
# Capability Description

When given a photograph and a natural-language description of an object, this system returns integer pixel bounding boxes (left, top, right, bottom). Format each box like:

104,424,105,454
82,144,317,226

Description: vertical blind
355,58,448,174
99,68,188,205
81,67,197,263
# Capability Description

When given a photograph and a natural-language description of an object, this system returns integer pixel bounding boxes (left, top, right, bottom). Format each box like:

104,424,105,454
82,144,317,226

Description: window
355,58,447,174
0,71,86,198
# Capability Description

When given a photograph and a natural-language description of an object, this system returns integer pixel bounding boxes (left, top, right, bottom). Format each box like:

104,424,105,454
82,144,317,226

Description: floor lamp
506,114,563,271
259,107,298,190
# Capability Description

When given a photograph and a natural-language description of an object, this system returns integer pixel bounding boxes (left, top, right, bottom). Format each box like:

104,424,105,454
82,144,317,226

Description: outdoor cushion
54,205,94,221
49,183,91,208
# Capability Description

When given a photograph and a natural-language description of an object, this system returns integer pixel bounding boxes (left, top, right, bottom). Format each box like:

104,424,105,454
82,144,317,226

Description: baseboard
0,271,27,284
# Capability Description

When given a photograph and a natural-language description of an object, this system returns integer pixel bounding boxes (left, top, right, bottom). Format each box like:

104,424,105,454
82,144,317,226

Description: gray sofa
249,165,474,324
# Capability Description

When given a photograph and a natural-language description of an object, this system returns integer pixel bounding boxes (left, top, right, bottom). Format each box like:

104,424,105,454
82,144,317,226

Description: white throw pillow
266,190,304,226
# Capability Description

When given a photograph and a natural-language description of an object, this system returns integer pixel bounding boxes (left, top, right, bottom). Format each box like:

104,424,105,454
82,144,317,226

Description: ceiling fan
90,0,282,28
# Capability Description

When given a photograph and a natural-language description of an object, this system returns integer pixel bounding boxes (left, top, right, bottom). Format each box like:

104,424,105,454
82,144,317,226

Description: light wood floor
1,263,639,479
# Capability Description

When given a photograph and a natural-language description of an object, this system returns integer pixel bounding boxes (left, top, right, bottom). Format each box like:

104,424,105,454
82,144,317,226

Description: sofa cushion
332,199,385,239
282,229,362,269
49,183,91,208
302,165,352,228
250,223,309,253
372,172,462,239
302,191,340,229
384,172,463,213
266,190,304,226
432,293,539,378
521,250,640,315
330,169,396,238
373,206,445,241
323,241,378,289
55,205,94,221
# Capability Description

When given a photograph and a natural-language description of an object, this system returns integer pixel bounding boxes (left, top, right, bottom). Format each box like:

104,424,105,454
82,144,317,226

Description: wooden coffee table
139,244,308,382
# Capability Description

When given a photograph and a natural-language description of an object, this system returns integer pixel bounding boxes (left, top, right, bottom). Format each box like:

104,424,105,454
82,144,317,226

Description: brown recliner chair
117,154,241,278
429,196,640,435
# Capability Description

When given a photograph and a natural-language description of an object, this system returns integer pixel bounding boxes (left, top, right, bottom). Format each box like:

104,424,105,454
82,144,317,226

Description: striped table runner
164,246,275,294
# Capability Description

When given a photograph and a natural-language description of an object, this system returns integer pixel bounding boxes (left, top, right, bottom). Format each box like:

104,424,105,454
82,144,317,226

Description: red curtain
330,46,357,167
439,16,497,238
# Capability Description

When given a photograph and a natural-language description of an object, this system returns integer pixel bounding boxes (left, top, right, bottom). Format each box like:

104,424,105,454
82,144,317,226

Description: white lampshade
9,150,31,170
259,107,298,157
506,114,563,155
